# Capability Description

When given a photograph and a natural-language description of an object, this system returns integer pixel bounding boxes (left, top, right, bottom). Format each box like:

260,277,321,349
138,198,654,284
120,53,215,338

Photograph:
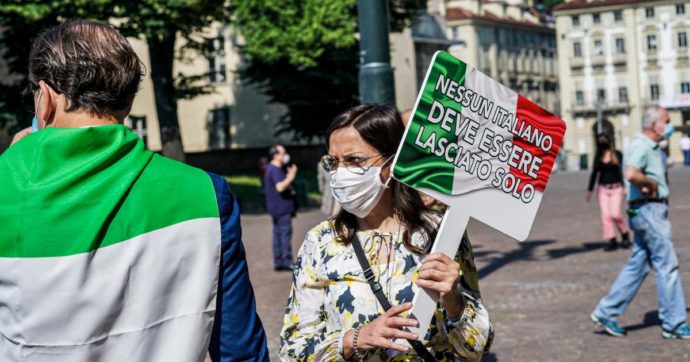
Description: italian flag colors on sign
394,51,565,205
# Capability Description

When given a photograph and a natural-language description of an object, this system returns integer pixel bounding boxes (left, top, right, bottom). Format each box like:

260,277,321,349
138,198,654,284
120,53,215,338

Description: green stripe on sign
0,125,219,258
394,51,466,196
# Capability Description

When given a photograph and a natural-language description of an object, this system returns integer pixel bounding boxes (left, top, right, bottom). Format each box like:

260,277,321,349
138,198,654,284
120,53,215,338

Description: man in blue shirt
264,145,298,271
590,107,690,339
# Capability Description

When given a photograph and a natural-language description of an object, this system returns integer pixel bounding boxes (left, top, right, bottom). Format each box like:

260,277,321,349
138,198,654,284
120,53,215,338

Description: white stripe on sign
453,67,517,196
0,217,220,362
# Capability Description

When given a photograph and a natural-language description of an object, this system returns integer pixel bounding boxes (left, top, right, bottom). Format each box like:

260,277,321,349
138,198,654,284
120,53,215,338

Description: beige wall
127,24,291,153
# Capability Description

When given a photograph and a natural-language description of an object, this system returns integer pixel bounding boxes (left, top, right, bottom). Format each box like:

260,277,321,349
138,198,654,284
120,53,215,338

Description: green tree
0,0,231,161
234,0,425,141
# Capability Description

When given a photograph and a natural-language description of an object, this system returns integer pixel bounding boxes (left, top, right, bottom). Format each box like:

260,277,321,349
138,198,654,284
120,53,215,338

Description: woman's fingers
419,260,447,273
416,279,453,293
386,316,419,328
377,337,411,353
385,302,413,317
419,268,452,282
422,252,454,265
383,327,418,341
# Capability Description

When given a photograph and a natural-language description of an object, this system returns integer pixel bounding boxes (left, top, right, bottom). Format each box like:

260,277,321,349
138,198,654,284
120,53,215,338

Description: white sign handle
404,205,470,344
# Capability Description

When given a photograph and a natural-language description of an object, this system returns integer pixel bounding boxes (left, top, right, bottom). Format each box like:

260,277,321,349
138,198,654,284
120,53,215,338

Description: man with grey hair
590,107,689,339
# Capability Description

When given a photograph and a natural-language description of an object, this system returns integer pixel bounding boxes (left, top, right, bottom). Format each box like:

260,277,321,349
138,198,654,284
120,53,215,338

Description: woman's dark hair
326,104,436,254
28,19,143,120
594,133,619,166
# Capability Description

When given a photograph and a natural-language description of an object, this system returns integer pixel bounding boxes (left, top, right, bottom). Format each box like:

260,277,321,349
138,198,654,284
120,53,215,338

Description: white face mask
330,157,392,218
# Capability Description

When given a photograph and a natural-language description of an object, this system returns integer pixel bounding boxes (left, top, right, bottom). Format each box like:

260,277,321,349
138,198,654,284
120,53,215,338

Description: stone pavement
240,167,690,361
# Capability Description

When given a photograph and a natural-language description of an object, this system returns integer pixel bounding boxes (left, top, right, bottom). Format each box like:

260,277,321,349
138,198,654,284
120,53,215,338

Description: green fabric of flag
394,52,466,195
0,125,218,257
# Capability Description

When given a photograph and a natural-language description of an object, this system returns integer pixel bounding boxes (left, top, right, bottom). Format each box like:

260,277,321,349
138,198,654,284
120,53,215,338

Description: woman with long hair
280,104,492,361
586,133,630,251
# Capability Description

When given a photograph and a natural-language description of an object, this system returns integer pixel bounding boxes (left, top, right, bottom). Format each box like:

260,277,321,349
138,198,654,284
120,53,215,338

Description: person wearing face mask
658,122,674,185
586,133,629,251
264,144,298,271
280,104,493,361
1,20,268,361
590,107,690,340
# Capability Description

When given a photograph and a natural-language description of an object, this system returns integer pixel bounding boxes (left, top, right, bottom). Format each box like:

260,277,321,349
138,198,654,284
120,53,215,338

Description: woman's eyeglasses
320,154,385,175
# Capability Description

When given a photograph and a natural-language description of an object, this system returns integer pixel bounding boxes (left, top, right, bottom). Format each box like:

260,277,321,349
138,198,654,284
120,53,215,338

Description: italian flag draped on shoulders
0,125,267,361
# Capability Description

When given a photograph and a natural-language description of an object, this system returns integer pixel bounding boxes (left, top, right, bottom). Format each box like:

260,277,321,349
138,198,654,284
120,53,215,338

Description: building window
593,13,601,24
209,107,231,149
573,42,582,57
614,10,623,22
127,115,147,146
615,38,626,53
593,40,603,56
645,7,654,18
575,91,584,106
572,15,580,27
650,84,660,100
207,36,226,83
677,4,685,15
597,88,606,103
682,82,690,94
647,34,657,51
679,32,688,48
619,87,628,103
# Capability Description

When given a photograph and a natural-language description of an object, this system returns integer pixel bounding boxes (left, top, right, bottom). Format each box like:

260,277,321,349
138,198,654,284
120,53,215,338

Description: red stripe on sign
508,95,566,192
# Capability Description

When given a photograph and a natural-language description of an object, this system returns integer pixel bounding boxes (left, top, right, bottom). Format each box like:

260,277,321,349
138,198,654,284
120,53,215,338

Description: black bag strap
351,231,436,362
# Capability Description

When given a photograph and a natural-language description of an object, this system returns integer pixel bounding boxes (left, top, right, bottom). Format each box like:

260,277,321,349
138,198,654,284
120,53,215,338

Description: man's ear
37,80,58,127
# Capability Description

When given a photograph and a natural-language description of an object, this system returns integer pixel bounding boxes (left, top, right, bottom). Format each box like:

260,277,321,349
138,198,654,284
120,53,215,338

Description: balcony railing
570,57,584,68
646,48,658,60
571,100,630,113
592,54,605,66
613,53,627,65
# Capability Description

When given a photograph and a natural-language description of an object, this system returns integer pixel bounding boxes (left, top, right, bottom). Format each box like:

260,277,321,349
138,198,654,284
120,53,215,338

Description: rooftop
553,0,650,13
445,7,551,30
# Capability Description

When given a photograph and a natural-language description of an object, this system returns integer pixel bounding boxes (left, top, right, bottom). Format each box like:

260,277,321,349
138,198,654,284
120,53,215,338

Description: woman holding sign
280,104,493,361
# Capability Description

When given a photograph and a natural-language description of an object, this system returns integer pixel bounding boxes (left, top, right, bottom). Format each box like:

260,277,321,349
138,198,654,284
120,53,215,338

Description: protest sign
391,51,566,341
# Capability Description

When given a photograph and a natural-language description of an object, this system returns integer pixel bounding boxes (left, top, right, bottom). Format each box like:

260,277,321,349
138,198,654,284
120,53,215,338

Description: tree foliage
234,0,425,141
0,0,232,160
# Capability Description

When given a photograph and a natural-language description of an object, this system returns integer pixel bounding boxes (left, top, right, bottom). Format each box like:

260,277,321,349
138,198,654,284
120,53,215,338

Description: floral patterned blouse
280,217,493,361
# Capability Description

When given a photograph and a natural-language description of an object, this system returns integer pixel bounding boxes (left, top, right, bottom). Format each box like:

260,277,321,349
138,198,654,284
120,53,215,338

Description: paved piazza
241,168,690,361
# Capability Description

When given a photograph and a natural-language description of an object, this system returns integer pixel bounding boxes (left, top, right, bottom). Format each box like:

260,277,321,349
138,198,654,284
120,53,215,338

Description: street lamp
357,0,396,105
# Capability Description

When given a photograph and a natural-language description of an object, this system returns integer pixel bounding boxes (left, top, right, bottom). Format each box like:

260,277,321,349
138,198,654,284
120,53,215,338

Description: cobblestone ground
240,168,690,361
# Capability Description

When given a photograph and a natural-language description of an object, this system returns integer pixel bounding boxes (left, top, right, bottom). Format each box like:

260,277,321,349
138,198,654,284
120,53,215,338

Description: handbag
351,231,436,362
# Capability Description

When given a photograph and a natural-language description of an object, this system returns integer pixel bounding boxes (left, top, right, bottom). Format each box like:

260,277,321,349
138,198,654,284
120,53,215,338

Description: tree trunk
147,35,186,162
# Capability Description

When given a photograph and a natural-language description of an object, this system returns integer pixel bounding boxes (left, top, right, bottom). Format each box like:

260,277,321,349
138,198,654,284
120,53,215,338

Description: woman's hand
343,303,419,358
416,252,464,318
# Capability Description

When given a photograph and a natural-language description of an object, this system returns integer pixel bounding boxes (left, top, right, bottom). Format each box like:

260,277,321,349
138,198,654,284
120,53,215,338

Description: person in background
258,156,268,188
679,133,690,166
1,19,268,361
586,133,630,251
590,107,690,340
317,158,339,216
264,144,297,271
